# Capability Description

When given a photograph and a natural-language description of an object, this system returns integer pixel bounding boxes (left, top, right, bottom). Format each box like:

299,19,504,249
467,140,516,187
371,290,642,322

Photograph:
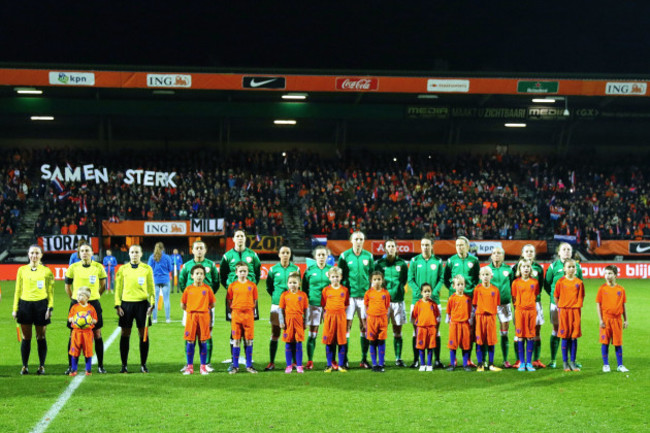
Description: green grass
1,279,648,432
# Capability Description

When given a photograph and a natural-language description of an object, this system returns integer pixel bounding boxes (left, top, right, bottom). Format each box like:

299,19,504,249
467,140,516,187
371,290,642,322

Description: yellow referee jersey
13,265,54,312
115,263,155,305
65,261,107,300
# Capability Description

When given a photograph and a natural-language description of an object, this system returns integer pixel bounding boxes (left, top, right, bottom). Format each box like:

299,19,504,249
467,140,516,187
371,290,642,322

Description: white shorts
388,301,406,326
549,303,559,326
346,297,366,321
307,305,323,327
269,304,282,326
410,303,442,336
497,304,513,323
536,302,545,326
182,308,215,328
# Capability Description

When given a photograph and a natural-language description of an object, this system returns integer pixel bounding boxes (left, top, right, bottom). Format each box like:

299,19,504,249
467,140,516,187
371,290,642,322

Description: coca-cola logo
336,77,379,91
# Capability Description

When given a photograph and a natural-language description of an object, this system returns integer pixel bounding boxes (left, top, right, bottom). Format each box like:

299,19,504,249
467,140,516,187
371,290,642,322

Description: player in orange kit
473,267,502,372
554,259,585,372
364,271,391,372
446,275,472,372
411,283,440,372
226,262,259,374
596,265,629,373
321,266,349,373
511,259,539,372
181,264,216,375
67,287,97,376
279,272,308,373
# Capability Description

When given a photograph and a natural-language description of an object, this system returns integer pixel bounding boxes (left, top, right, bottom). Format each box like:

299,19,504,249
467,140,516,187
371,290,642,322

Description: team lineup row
11,230,629,375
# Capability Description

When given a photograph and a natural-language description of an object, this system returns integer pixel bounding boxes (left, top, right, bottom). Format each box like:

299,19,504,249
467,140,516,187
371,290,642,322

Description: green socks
500,334,509,363
307,336,317,361
394,336,403,360
550,335,560,361
269,339,278,364
206,338,213,364
534,339,541,361
361,336,369,362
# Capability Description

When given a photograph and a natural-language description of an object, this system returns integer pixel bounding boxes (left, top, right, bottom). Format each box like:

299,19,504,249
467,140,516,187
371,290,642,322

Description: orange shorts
231,309,255,340
515,309,536,339
283,314,305,343
366,314,388,341
599,314,623,346
475,313,497,346
69,329,93,358
558,308,582,339
322,310,347,345
448,321,471,350
185,311,211,342
416,325,437,349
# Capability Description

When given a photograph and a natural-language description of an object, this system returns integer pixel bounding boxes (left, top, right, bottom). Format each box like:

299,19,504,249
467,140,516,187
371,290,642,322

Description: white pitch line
30,327,121,433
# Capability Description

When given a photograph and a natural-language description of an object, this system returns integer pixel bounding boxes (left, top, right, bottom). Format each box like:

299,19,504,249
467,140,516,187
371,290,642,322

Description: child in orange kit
554,259,585,372
411,283,440,372
364,271,391,372
321,266,350,373
511,259,540,372
227,262,259,374
596,265,629,373
473,267,502,372
67,287,97,376
279,272,308,373
446,275,472,372
181,264,216,375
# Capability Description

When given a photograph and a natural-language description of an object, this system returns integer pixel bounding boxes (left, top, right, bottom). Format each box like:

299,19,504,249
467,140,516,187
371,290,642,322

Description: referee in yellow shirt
115,245,155,373
12,245,54,375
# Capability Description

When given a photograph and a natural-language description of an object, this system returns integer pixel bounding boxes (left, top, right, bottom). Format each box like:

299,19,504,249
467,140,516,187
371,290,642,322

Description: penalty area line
30,326,121,433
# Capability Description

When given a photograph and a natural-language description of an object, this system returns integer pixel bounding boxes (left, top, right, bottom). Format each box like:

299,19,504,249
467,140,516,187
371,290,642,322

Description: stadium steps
6,199,41,262
281,204,310,256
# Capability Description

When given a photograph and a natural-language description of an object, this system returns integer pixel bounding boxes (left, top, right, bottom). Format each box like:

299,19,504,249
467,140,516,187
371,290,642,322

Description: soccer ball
74,311,93,329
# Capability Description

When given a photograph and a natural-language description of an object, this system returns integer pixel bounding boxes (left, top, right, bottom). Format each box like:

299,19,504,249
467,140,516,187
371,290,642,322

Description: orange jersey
446,293,472,322
472,284,500,315
182,283,216,313
68,303,98,330
411,299,440,327
554,277,585,309
279,290,309,317
321,285,350,313
364,288,390,316
511,278,539,310
596,284,626,316
227,280,258,311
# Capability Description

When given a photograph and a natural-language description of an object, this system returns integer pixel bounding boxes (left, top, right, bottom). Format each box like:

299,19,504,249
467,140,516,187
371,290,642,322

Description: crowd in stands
3,147,648,245
0,151,29,245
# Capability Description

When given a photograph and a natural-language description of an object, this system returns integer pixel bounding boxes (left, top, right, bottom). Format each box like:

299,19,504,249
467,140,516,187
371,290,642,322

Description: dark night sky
2,1,650,75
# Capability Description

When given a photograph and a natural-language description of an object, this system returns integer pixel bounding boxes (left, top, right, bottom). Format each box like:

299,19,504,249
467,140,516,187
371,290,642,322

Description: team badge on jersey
502,271,509,277
246,257,252,263
363,260,369,266
89,275,97,284
37,280,44,289
468,262,474,268
204,266,210,271
396,266,401,271
138,277,145,286
532,270,539,277
431,264,437,270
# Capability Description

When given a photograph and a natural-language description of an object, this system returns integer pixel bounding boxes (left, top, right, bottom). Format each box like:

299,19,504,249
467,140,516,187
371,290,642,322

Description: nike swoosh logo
250,78,277,87
636,245,650,253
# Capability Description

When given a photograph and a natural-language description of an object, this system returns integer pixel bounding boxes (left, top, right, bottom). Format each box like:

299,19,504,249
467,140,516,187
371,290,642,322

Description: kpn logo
48,71,96,86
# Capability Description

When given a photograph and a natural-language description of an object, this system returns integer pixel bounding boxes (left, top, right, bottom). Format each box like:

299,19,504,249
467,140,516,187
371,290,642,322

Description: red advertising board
335,77,379,91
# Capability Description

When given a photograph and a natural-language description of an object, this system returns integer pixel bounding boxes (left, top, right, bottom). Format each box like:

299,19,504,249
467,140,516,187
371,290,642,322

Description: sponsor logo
406,106,449,119
605,82,647,95
336,77,379,91
516,81,559,94
371,241,414,254
242,76,286,89
144,222,187,235
630,242,650,254
427,79,470,93
40,235,96,252
146,74,192,88
469,241,503,255
49,72,95,86
190,218,224,233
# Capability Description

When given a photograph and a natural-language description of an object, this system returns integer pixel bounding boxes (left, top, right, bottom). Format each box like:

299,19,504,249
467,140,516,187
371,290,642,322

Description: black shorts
119,300,151,329
16,299,51,326
67,299,103,330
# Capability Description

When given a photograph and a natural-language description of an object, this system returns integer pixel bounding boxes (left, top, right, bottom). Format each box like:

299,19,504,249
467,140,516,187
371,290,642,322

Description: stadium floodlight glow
417,94,439,99
15,87,43,95
532,98,556,103
152,90,175,95
274,120,297,125
282,93,307,100
31,116,54,121
563,97,570,116
504,123,526,128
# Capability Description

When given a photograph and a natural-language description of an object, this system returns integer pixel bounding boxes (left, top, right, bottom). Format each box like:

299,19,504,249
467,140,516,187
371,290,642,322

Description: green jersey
544,259,583,305
489,262,514,305
407,254,444,304
511,261,545,302
374,256,408,303
178,258,219,293
267,262,301,305
219,248,261,287
302,264,332,306
339,248,374,298
444,254,480,297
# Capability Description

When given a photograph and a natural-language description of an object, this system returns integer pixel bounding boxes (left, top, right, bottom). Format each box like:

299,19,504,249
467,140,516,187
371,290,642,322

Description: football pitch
1,279,648,432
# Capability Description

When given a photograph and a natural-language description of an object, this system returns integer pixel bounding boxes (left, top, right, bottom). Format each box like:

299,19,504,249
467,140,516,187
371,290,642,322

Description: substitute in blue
148,242,173,323
103,249,118,294
171,248,184,293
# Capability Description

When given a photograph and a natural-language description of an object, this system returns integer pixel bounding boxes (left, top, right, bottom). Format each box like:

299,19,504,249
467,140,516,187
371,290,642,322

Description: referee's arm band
65,277,74,284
